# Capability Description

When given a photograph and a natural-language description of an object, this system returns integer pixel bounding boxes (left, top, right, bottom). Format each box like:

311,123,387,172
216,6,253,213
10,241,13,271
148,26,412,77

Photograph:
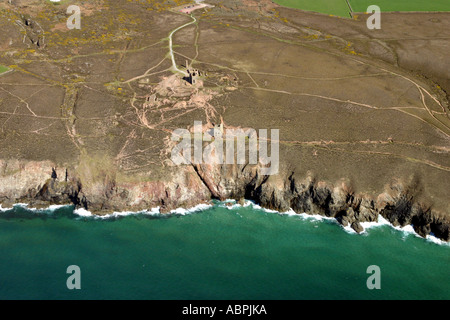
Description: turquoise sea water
0,201,448,300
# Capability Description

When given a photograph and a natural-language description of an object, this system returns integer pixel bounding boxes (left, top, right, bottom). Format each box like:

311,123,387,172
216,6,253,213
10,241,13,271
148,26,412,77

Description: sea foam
234,201,449,246
73,207,160,219
169,203,212,215
1,200,449,246
72,202,212,219
0,203,71,213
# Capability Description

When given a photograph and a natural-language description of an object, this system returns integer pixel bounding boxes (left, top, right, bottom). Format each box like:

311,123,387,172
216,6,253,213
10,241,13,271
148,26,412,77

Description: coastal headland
0,0,449,240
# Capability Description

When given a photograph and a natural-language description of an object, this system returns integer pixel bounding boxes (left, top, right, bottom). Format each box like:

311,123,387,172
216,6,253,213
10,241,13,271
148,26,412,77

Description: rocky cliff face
0,159,211,214
1,158,448,242
0,1,448,244
192,160,450,241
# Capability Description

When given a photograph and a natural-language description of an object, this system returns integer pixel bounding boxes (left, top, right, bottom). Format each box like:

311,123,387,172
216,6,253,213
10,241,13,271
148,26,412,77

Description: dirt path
168,14,197,76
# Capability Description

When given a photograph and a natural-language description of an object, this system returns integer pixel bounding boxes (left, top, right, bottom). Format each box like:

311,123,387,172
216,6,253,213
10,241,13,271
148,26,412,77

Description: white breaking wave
251,203,279,213
426,233,450,246
224,200,336,222
73,202,212,219
73,207,160,219
48,204,68,212
73,207,94,217
278,209,298,217
0,203,71,213
0,204,11,211
296,212,336,222
168,203,212,215
223,200,449,246
341,215,391,234
1,200,449,246
68,201,450,246
387,222,450,246
337,214,450,246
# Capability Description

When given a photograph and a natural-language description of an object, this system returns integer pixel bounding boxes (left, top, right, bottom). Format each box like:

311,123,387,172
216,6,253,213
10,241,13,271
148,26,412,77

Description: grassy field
273,0,351,17
274,0,450,17
0,65,9,75
349,0,450,12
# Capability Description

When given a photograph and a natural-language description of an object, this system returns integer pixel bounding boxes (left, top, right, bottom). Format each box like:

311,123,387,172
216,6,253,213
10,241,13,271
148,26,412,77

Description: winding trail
168,14,197,76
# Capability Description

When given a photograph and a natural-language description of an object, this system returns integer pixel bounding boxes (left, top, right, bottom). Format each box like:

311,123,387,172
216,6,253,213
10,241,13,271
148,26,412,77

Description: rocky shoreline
0,1,449,245
1,159,448,242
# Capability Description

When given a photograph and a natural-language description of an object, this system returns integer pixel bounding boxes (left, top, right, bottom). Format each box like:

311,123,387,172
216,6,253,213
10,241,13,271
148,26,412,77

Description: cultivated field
273,0,351,17
274,0,450,17
349,0,450,13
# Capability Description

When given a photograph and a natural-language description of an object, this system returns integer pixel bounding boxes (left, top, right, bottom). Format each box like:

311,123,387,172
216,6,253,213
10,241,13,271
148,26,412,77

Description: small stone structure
183,60,202,85
178,3,212,14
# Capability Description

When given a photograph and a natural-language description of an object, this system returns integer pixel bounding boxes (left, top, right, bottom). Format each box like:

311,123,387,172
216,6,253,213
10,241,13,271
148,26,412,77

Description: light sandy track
168,14,197,76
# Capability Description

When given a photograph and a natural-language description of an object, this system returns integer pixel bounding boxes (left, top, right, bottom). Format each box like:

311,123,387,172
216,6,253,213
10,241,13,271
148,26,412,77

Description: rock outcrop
0,1,449,244
2,158,447,242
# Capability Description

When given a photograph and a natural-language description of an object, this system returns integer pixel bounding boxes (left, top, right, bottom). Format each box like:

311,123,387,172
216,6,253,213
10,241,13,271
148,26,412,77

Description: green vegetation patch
0,65,10,74
349,0,450,13
273,0,450,17
273,0,351,17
